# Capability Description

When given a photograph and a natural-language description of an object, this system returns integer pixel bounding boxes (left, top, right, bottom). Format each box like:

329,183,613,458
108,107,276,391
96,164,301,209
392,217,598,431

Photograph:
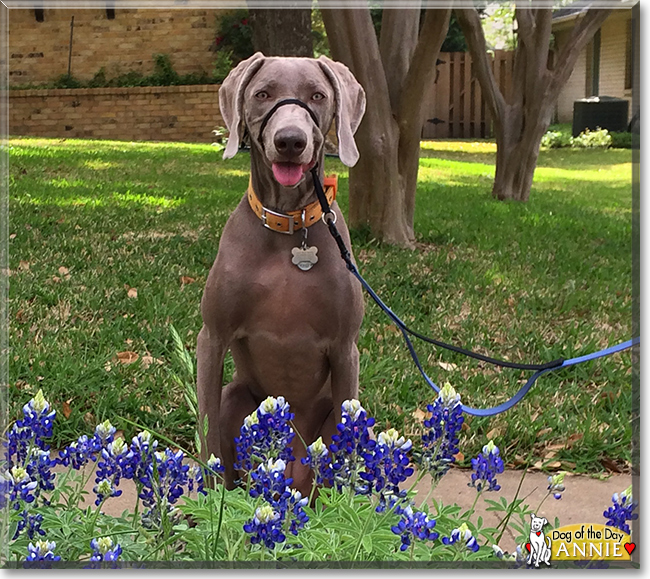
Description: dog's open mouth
272,161,314,187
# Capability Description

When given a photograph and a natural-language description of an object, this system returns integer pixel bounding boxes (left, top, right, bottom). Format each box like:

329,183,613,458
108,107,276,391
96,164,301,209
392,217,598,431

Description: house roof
553,0,595,22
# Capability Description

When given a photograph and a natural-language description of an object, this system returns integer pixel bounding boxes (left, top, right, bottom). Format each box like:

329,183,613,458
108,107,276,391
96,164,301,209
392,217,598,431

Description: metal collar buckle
261,206,295,235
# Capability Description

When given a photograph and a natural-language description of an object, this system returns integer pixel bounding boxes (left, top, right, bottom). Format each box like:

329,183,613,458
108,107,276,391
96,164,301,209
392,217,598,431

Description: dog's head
530,513,548,533
218,52,366,187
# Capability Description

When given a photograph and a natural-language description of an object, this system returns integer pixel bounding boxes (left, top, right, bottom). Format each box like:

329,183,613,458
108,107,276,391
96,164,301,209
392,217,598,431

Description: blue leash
310,167,638,417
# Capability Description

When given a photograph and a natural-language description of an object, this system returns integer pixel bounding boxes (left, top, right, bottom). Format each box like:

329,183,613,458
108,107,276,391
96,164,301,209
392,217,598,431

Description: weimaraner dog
197,52,366,494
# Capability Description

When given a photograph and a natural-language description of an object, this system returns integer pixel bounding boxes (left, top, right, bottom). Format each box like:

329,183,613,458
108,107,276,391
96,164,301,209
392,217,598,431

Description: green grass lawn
7,137,633,475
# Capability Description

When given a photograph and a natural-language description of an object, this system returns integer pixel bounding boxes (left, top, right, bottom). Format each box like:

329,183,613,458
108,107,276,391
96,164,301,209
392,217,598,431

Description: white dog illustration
527,513,552,567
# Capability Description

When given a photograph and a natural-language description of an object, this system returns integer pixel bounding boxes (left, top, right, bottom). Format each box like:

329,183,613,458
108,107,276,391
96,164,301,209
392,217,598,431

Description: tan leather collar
247,175,338,235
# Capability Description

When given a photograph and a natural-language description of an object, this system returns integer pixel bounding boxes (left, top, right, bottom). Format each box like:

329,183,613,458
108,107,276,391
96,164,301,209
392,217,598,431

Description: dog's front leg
196,324,227,463
328,342,360,421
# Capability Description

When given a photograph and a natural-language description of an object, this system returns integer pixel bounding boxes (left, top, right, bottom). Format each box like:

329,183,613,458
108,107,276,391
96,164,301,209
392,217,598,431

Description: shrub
610,131,633,149
541,130,572,149
571,127,612,149
214,9,254,67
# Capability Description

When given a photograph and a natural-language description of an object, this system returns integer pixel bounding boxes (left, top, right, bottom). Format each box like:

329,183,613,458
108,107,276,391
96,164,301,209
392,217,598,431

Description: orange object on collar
247,175,338,235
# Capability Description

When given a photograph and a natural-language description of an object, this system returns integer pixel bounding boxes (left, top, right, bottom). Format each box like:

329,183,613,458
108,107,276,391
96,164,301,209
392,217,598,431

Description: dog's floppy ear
219,52,266,159
317,55,366,167
542,518,548,526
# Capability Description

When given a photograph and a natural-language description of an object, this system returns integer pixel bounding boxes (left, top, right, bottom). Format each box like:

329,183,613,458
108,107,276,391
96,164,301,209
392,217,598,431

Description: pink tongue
272,163,304,187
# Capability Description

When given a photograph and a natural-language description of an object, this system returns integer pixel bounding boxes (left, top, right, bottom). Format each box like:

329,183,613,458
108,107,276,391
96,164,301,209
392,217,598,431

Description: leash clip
322,210,337,225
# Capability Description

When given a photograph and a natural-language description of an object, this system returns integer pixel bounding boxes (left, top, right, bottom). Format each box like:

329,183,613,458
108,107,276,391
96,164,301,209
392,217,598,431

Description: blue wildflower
547,472,566,500
3,390,56,468
469,440,504,492
243,504,286,549
249,458,293,503
442,522,480,552
0,466,38,509
90,537,123,562
363,428,413,512
138,448,190,512
93,478,122,505
285,488,309,536
604,486,638,535
390,504,438,551
94,437,129,504
301,437,333,485
26,540,61,561
418,383,464,481
14,509,45,540
329,399,376,494
235,396,295,472
57,434,100,469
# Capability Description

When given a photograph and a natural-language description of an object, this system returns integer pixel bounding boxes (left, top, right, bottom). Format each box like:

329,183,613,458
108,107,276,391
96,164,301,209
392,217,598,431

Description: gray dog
197,53,366,494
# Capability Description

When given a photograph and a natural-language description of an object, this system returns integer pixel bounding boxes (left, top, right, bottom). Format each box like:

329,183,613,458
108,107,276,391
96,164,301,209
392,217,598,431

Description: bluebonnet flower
90,537,123,562
418,383,464,481
285,488,309,536
57,434,100,470
14,509,45,540
604,485,638,535
249,458,293,504
469,440,504,492
206,453,225,476
0,466,38,509
121,430,158,482
26,540,61,561
3,390,56,468
547,472,566,500
442,522,480,552
301,437,333,485
94,437,129,504
138,448,190,517
243,504,286,549
235,396,295,472
329,399,376,494
93,478,122,506
363,428,413,512
390,504,438,551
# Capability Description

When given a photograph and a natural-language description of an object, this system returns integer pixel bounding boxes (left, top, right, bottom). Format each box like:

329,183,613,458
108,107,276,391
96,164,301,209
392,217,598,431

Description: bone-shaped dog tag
291,245,318,271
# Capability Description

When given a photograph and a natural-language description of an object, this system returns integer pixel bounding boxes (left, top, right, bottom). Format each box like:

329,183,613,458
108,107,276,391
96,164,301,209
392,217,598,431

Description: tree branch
379,8,420,114
551,9,612,93
396,8,451,133
455,7,507,120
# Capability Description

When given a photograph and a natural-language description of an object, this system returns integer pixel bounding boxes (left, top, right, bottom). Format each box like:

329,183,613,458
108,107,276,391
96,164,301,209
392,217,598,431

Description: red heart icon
624,543,635,555
525,543,531,552
536,531,541,536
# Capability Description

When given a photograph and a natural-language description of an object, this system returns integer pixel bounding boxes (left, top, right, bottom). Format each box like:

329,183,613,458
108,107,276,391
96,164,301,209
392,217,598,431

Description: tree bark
323,7,450,246
456,5,611,202
249,8,313,57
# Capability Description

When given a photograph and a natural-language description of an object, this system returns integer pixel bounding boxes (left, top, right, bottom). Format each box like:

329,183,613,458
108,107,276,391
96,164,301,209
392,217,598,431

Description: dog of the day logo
525,514,634,565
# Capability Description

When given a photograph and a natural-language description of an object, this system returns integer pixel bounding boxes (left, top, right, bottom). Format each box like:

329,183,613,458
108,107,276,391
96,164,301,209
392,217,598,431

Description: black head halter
257,98,320,146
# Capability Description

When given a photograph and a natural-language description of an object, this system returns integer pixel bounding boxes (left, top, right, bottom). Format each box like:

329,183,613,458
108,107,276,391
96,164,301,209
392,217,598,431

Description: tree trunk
322,8,413,246
456,5,611,202
249,8,313,57
322,7,450,246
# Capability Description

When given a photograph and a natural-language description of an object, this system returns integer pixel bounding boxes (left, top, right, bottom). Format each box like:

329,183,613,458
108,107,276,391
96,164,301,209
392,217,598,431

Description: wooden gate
422,51,514,139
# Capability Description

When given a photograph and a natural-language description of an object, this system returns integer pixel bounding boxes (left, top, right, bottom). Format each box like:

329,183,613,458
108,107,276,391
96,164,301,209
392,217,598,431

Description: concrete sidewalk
72,465,631,554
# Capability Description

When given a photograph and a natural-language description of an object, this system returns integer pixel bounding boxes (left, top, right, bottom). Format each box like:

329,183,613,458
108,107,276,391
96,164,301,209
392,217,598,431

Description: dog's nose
274,129,307,157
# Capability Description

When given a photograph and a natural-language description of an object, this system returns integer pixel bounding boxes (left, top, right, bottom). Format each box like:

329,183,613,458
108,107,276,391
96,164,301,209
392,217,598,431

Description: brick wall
10,85,224,143
9,8,228,86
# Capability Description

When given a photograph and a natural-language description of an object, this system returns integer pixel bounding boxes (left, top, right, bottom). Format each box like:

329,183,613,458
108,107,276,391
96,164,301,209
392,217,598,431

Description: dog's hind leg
217,379,260,489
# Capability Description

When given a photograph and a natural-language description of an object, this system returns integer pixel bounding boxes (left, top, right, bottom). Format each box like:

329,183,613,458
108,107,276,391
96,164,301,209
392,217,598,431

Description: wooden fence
422,51,514,139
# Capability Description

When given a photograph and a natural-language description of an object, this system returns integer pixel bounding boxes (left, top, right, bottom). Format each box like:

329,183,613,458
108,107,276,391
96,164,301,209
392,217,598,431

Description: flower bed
1,388,637,567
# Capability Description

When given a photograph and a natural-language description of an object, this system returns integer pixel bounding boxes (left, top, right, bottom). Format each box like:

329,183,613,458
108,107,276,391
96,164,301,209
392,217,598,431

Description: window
34,8,44,22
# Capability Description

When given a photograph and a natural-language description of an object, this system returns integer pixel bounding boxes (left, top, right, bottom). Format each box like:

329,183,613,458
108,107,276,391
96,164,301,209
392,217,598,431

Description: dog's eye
311,92,325,101
255,91,270,100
